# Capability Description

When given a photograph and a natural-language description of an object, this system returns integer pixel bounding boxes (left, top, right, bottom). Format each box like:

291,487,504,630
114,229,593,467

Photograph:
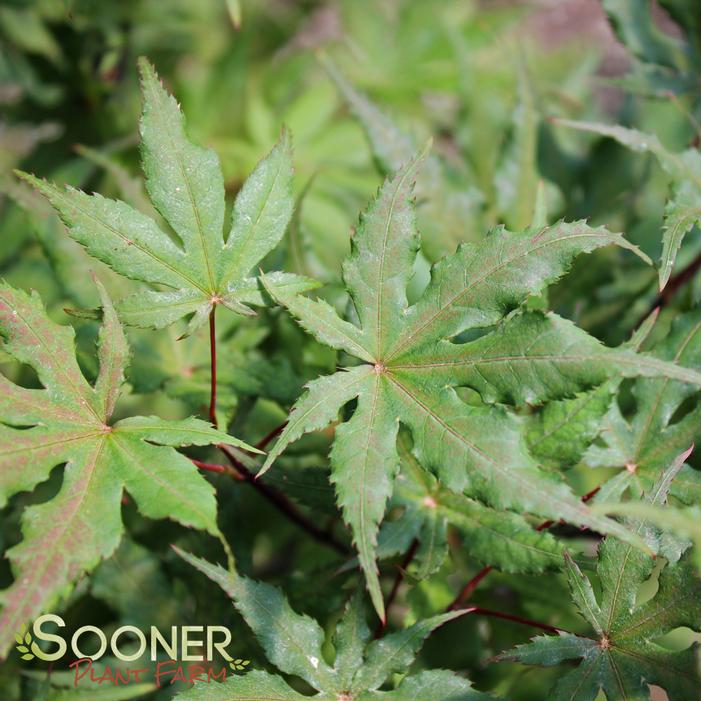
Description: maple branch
256,421,287,451
448,486,601,610
447,566,492,611
208,306,218,427
191,458,242,478
374,538,420,638
535,486,600,532
463,606,568,635
218,444,350,555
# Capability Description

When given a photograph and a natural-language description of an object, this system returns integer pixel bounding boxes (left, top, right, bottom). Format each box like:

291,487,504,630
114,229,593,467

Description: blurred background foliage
1,1,700,699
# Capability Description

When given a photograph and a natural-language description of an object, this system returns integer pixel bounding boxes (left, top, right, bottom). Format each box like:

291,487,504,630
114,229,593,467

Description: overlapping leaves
603,0,701,107
524,307,659,471
585,309,701,505
374,434,567,579
258,148,701,618
175,550,488,701
500,452,701,700
557,118,701,290
18,58,315,335
0,280,252,657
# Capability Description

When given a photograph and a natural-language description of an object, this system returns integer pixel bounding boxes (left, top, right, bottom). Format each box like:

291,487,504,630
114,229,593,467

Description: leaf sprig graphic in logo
14,624,35,661
230,658,250,672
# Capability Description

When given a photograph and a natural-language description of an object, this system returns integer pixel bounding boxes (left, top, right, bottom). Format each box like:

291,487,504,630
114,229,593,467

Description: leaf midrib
611,643,699,684
355,375,382,601
438,501,561,564
537,388,606,444
385,230,620,362
1,438,108,635
241,586,334,692
110,434,214,532
616,584,693,641
385,372,609,530
0,291,101,424
375,163,416,359
144,75,218,292
390,352,701,387
0,430,104,456
223,150,285,283
354,622,438,693
633,319,701,461
56,191,209,295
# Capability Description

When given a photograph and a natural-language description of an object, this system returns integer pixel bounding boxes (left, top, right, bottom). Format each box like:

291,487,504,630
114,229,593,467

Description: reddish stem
256,421,287,451
195,413,344,554
209,306,218,427
638,248,701,327
660,250,701,301
191,458,242,478
448,566,493,610
375,538,420,638
536,485,600,532
448,485,601,610
463,606,568,635
218,444,350,555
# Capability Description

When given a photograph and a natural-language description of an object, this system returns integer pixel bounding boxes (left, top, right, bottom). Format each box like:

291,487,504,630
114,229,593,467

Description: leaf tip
254,460,273,480
136,55,156,81
13,169,42,190
419,137,433,160
658,268,671,292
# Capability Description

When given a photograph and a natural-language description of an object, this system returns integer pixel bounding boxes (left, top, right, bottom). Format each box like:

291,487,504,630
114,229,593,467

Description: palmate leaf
500,453,701,700
257,149,701,619
525,307,659,470
17,58,315,335
345,440,567,583
381,435,566,578
0,280,254,657
175,550,488,701
593,499,701,573
556,118,701,290
585,309,701,505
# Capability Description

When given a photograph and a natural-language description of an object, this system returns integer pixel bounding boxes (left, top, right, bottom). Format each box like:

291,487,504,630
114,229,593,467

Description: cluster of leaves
1,2,701,701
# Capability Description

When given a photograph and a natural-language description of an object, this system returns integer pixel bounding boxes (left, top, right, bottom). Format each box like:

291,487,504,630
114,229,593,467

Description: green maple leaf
256,149,701,619
556,119,701,290
17,57,315,335
174,550,489,701
0,280,254,657
525,306,659,470
381,320,662,581
500,452,701,700
373,434,566,579
585,309,701,505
